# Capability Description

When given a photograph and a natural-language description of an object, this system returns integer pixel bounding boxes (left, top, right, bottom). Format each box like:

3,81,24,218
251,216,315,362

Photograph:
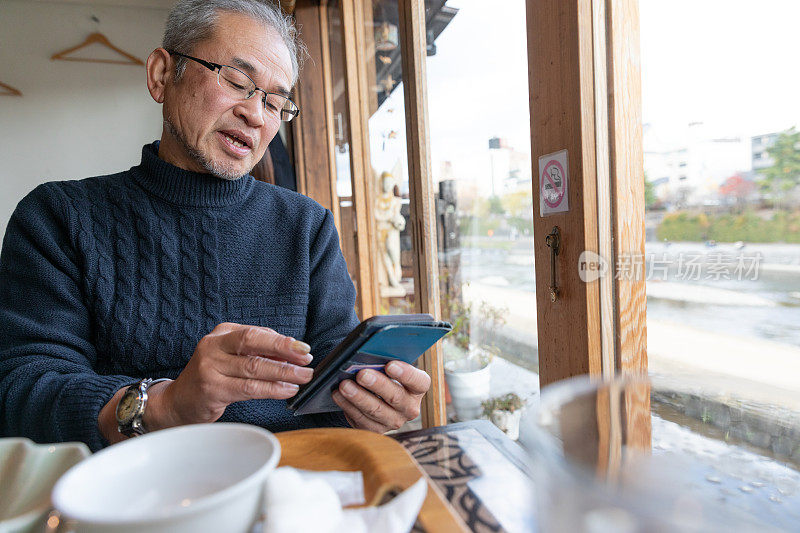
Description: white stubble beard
163,118,249,181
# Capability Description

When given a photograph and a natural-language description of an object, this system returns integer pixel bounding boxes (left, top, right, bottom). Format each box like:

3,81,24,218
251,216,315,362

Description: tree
644,172,657,210
500,189,533,218
488,195,505,215
759,127,800,209
719,173,755,211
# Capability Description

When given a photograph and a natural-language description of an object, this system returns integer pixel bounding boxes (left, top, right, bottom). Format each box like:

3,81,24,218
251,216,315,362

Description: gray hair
163,0,304,85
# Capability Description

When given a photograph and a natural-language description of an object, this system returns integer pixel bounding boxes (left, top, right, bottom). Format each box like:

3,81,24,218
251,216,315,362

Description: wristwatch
116,378,171,437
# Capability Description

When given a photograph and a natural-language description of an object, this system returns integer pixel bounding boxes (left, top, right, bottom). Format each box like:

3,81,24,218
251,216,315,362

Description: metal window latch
545,226,560,302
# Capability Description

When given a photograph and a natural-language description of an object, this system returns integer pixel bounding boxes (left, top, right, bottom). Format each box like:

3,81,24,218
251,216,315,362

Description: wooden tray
276,428,468,532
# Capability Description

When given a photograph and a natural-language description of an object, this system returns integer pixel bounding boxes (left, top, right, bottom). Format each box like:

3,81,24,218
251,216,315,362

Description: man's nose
233,94,266,128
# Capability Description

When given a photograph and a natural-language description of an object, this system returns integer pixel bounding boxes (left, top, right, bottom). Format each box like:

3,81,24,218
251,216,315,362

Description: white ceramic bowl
51,423,280,533
0,438,89,532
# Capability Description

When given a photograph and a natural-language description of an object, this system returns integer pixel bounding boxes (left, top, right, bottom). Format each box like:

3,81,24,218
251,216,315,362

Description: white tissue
338,477,428,533
262,468,343,533
295,469,366,507
260,467,427,533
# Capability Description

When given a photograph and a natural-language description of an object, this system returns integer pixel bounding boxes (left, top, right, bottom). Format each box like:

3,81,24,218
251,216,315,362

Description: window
424,0,538,422
642,0,800,524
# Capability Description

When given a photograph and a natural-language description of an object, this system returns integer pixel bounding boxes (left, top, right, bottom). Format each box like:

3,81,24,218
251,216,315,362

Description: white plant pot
490,409,523,440
444,359,491,421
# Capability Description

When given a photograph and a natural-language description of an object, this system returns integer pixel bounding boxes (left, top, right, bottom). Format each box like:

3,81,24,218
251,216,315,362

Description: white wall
0,1,171,237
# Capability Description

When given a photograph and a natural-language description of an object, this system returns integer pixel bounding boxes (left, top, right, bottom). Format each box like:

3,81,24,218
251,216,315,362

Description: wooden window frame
397,0,446,427
527,0,647,385
294,0,379,320
295,0,445,427
294,0,647,430
527,0,650,462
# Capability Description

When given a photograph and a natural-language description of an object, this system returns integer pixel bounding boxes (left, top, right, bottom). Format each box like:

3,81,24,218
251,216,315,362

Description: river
455,238,800,348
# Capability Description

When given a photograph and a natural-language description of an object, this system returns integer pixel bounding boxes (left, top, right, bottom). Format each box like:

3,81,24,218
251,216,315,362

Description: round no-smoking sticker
539,149,569,216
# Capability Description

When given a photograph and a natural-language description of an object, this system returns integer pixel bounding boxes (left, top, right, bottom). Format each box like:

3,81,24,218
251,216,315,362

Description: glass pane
425,0,538,425
359,0,417,315
641,0,800,525
327,0,361,317
530,375,800,531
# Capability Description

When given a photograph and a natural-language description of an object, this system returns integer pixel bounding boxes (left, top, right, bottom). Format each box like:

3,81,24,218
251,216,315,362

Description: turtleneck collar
131,142,254,207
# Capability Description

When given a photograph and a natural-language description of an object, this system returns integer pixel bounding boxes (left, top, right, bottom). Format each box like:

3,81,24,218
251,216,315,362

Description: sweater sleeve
0,184,137,451
303,208,360,427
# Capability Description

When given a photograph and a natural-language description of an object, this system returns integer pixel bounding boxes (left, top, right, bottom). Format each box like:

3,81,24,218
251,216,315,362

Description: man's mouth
219,130,254,151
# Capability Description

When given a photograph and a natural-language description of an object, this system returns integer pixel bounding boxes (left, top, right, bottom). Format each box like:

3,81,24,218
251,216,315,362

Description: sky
368,0,800,189
640,0,800,142
368,0,530,190
425,0,531,184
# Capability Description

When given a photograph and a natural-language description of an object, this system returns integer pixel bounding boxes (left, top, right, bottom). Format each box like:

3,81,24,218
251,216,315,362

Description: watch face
117,391,141,422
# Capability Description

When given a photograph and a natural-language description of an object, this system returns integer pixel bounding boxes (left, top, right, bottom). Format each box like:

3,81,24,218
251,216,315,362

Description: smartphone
287,314,452,416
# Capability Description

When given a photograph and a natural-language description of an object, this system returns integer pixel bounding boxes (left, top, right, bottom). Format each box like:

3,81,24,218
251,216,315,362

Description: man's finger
385,362,431,396
220,355,313,385
224,376,300,403
256,327,313,358
209,322,241,335
337,379,406,430
217,326,313,365
332,391,389,433
355,369,420,421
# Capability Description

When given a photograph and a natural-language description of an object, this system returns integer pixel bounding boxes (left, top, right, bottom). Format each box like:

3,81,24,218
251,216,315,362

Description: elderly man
0,0,430,451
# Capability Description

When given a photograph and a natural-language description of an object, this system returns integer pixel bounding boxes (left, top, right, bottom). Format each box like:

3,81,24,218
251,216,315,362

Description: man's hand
99,322,316,443
331,361,431,433
157,323,315,427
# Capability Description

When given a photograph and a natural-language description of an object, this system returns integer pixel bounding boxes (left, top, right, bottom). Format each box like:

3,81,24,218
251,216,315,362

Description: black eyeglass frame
167,50,300,121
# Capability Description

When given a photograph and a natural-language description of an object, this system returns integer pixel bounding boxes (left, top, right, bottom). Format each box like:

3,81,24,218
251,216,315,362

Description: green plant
488,195,506,215
644,172,657,210
759,127,800,209
482,393,524,416
656,209,800,243
439,271,507,359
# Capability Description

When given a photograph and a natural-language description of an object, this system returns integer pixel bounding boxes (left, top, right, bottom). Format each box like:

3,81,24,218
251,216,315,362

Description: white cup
52,423,280,533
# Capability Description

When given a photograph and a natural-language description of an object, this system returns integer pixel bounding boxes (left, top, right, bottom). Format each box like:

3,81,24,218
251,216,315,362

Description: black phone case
287,314,451,415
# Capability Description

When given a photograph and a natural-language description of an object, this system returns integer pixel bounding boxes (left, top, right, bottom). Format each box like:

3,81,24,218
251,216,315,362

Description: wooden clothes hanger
51,32,144,66
0,81,22,96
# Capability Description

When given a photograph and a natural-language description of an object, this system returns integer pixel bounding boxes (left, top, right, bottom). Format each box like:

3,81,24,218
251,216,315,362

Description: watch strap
117,378,171,438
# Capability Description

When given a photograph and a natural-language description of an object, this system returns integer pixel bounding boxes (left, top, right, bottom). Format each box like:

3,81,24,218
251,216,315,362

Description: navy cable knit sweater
0,142,358,451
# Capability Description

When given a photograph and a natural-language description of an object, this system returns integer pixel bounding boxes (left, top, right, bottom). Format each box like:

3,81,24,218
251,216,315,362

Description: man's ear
146,48,172,104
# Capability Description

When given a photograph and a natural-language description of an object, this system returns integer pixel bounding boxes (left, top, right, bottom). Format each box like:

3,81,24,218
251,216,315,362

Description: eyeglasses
167,51,299,122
